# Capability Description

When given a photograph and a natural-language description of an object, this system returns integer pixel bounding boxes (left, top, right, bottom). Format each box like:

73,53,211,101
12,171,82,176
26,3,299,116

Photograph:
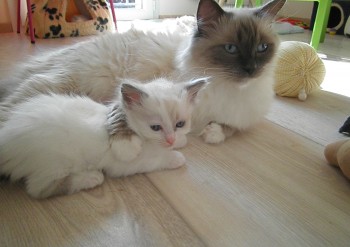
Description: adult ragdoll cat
0,0,286,144
0,77,207,199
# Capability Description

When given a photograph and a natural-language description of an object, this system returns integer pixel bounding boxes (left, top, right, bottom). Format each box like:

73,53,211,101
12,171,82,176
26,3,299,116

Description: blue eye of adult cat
150,125,162,131
257,43,268,53
176,121,185,128
224,44,237,54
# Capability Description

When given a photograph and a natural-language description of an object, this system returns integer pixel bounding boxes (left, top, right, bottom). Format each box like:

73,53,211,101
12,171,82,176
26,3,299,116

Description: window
109,0,156,20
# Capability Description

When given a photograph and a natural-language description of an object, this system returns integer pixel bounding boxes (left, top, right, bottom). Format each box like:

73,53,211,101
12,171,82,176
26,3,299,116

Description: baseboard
0,22,13,33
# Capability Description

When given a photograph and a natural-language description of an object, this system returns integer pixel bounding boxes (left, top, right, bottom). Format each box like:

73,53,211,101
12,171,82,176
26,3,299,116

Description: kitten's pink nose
166,135,175,145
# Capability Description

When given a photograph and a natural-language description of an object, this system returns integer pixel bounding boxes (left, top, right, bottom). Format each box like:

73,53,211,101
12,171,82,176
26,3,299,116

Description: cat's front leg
167,150,186,169
67,170,105,194
151,150,186,171
200,122,236,144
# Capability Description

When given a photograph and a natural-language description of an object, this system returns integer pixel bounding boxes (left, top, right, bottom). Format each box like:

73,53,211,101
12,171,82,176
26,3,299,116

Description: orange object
324,139,350,179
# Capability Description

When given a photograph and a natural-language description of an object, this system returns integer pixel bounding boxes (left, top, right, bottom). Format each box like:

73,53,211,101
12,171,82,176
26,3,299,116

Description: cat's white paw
168,151,186,169
69,171,104,194
201,122,225,144
173,134,187,149
111,135,143,162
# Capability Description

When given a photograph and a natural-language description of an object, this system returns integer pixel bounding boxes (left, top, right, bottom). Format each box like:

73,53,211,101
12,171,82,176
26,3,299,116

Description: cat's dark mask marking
196,0,286,36
208,16,277,78
193,0,286,81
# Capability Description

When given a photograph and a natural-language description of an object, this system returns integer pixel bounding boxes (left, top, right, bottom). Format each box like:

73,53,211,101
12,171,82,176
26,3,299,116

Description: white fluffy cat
0,78,207,199
0,0,286,144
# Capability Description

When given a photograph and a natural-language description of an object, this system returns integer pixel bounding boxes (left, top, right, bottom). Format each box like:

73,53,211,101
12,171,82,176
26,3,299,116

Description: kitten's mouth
164,143,174,148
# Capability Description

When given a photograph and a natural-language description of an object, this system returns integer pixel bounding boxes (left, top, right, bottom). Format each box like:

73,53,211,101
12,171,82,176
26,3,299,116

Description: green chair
234,0,332,50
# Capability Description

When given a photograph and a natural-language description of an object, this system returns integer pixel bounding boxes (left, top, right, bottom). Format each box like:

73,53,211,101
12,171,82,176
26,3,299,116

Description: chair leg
26,0,35,44
17,0,21,33
310,0,331,50
109,0,118,31
235,0,262,7
255,0,263,6
319,0,331,43
235,0,244,8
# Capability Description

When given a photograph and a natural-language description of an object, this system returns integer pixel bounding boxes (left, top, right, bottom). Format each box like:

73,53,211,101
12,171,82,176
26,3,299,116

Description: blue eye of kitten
176,121,185,128
257,43,268,52
150,125,162,131
224,44,237,54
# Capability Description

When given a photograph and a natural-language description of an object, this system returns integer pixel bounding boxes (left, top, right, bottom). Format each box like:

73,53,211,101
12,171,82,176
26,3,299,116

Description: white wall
2,0,28,32
158,0,313,20
241,1,314,20
0,0,11,24
0,0,13,33
159,0,198,16
278,2,313,20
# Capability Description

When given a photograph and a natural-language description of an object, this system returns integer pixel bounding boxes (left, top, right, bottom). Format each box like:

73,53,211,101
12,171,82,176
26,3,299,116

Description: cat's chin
164,143,175,149
236,80,251,89
234,76,263,89
228,78,251,89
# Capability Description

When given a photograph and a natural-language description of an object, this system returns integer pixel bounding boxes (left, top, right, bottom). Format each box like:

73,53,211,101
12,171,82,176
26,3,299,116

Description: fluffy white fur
0,78,206,198
0,0,286,144
190,71,277,142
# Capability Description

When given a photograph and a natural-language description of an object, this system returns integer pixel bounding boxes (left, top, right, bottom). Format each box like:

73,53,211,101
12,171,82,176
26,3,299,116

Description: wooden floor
1,23,350,247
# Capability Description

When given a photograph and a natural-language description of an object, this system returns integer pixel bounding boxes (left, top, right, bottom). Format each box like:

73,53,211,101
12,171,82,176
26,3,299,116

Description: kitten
0,0,285,144
0,78,207,199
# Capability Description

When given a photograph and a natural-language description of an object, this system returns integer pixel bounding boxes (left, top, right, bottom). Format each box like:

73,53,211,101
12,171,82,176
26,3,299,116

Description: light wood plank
147,122,350,247
0,175,204,247
267,91,350,146
1,22,350,247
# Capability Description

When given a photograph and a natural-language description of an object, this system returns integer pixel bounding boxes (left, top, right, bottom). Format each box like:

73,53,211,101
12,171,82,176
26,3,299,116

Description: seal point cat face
191,0,286,83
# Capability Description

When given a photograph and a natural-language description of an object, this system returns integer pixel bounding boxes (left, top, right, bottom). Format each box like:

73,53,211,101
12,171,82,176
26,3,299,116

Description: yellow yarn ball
274,41,326,100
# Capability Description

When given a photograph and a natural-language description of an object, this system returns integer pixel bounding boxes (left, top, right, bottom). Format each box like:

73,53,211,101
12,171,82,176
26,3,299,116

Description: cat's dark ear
255,0,286,19
121,83,148,107
185,78,208,103
197,0,225,33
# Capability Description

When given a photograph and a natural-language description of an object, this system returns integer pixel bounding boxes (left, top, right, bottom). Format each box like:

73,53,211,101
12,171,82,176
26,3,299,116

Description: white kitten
0,78,207,199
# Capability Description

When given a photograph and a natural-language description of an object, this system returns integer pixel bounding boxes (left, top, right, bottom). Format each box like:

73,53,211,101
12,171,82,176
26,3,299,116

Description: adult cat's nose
242,61,257,76
243,66,255,75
